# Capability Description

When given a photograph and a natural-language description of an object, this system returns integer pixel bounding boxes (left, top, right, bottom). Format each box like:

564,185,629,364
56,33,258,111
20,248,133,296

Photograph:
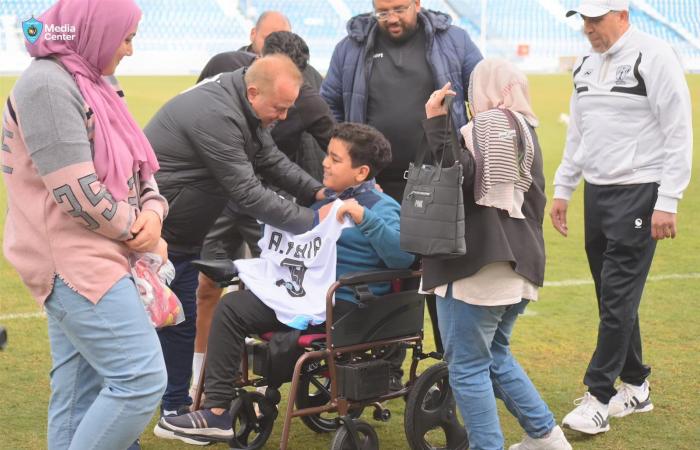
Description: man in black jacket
190,32,335,398
144,54,327,419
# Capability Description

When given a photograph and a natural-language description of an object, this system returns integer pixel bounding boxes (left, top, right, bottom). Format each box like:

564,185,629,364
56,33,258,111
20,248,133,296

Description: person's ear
355,165,370,183
249,27,256,45
247,85,259,102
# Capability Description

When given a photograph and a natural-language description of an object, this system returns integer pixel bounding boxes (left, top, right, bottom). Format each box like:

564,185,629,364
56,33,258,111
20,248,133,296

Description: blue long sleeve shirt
312,180,415,303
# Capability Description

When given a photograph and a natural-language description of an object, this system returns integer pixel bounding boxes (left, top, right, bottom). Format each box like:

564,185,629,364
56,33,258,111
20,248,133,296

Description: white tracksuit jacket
553,26,692,213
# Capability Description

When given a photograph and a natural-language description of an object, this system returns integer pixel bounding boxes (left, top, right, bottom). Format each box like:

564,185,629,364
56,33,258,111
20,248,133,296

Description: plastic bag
130,252,184,328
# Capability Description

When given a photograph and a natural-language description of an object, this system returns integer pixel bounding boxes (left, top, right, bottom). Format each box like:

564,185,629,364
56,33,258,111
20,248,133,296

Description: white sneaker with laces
609,380,653,418
562,392,610,435
509,425,572,450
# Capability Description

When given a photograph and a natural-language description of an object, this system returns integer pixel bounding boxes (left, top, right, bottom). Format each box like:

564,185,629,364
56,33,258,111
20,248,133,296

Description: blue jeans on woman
44,276,167,450
437,285,556,450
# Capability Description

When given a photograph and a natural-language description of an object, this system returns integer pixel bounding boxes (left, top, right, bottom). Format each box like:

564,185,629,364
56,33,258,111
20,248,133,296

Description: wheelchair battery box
246,341,269,377
336,359,391,401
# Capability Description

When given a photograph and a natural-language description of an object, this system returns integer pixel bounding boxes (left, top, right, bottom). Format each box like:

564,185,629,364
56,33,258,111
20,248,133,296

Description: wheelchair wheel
404,362,468,450
296,368,362,433
228,391,277,450
329,419,379,450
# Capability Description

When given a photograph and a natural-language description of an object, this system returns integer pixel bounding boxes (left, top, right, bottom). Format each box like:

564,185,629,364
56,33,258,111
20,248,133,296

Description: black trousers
202,290,355,409
200,205,262,261
583,182,656,403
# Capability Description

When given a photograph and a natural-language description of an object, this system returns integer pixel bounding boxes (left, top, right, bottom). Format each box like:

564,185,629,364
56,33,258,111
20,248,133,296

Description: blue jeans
437,286,556,450
44,276,167,450
157,251,199,410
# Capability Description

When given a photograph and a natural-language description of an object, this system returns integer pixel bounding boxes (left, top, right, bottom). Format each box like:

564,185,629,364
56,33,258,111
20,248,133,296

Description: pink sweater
1,59,168,304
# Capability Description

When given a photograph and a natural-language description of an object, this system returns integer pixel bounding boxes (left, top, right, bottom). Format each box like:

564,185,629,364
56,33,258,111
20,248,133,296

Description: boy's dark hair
262,31,310,71
331,123,392,180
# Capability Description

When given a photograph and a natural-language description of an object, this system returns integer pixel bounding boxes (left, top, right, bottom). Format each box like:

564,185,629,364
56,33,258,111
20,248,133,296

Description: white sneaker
153,422,212,446
609,380,653,418
562,392,610,435
509,425,572,450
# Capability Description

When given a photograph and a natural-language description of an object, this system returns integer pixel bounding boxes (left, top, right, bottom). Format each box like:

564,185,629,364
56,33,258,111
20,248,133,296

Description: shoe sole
610,402,654,418
562,421,610,435
153,423,212,446
158,418,234,440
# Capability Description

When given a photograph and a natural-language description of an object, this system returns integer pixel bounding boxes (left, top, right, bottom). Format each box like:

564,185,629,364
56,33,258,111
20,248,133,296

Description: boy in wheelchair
157,122,415,443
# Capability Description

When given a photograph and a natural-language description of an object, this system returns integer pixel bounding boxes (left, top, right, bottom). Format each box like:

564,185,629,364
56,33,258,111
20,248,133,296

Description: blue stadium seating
645,0,700,37
1,0,698,71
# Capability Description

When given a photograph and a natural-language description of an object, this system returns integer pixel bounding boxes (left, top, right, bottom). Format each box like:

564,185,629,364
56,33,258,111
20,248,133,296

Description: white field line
0,273,698,321
0,311,45,321
544,272,700,287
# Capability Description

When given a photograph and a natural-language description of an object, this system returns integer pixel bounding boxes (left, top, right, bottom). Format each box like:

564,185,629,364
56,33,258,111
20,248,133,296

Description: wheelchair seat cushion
259,332,326,348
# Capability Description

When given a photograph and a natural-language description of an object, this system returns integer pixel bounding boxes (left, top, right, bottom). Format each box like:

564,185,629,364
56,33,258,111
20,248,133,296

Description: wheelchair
191,259,467,450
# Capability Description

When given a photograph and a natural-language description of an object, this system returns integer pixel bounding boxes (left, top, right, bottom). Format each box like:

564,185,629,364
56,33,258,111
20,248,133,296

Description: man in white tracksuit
550,0,692,436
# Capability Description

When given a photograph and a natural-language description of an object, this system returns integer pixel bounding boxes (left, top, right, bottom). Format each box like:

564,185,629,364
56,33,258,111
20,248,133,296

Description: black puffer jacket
145,68,322,254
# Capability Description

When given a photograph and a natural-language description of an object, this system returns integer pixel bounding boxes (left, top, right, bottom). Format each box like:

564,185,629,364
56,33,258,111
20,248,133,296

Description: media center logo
22,16,76,44
22,16,43,44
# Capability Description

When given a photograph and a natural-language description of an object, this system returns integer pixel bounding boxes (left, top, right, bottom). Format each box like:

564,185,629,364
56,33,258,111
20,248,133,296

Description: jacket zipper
599,54,611,85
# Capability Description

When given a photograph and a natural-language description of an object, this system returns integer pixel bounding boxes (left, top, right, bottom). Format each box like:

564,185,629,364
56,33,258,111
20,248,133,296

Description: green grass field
0,74,698,450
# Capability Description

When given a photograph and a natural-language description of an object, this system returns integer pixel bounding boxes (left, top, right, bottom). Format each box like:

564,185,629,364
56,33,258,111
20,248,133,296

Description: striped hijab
462,59,537,218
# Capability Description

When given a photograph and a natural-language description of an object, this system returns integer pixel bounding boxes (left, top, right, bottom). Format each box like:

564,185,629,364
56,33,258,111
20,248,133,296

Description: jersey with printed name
235,199,353,330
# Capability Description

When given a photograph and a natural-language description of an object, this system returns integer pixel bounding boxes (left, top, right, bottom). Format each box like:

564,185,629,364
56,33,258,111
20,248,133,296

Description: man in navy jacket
321,0,482,201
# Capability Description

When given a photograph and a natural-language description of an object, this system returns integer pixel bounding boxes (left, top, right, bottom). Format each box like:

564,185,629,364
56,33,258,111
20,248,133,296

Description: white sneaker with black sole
609,380,653,418
562,392,610,435
509,425,572,450
153,422,212,446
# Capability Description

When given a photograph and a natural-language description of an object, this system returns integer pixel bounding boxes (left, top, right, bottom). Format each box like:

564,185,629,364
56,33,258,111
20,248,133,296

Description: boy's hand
337,199,364,224
315,188,326,201
318,202,333,222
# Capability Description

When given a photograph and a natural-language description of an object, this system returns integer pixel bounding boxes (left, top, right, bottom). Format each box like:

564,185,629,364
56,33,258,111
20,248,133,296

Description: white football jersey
235,199,353,329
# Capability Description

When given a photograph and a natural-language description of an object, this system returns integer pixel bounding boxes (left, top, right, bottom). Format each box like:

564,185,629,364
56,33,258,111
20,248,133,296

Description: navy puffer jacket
321,9,482,133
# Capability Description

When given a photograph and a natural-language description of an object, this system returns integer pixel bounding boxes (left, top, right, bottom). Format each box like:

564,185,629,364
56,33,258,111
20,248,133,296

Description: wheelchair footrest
336,359,391,401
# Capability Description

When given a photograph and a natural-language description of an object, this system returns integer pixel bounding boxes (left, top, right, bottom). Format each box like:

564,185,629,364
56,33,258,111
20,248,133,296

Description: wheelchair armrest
191,259,238,283
337,269,418,287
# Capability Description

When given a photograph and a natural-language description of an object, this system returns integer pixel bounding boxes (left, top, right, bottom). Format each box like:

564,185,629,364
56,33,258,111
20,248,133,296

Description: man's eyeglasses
373,2,415,21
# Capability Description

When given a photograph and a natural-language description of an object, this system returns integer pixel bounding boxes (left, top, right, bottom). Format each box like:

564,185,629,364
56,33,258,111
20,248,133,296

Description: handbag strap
133,169,141,208
414,95,462,169
502,109,526,168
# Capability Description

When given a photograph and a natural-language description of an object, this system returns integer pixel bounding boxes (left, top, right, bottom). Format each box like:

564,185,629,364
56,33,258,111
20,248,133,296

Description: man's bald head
249,11,291,55
245,54,302,93
245,54,303,127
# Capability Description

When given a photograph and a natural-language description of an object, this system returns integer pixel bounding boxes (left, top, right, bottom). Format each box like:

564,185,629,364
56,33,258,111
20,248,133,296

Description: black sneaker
159,409,234,440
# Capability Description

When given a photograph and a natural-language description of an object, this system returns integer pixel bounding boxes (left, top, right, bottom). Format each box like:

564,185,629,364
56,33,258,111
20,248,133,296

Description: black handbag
400,97,466,257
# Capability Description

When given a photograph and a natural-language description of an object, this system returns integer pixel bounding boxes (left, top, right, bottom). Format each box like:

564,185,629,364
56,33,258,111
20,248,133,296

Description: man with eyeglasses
321,0,482,202
551,0,692,437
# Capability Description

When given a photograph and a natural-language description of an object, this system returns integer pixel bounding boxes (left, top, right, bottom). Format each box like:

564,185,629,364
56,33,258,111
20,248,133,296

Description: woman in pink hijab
420,60,572,450
2,0,167,448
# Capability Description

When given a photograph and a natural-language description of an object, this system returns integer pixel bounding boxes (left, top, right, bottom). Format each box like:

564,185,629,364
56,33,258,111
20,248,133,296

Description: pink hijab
26,0,159,201
467,58,539,127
